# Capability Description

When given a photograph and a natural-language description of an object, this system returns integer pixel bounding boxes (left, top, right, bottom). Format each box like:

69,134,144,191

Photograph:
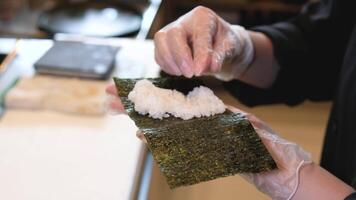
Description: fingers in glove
226,105,286,166
226,106,275,141
227,104,277,137
210,51,225,73
165,26,194,78
154,31,183,76
185,9,216,76
242,112,312,169
191,30,214,76
226,105,248,115
246,114,279,138
247,118,303,170
104,93,125,115
211,21,243,73
105,84,118,96
136,130,147,143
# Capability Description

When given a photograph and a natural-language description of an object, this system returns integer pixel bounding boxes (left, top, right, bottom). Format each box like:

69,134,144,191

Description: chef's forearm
292,163,355,200
237,31,280,89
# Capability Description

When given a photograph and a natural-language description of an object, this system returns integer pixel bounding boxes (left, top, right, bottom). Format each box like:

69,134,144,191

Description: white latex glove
154,6,254,80
228,106,312,200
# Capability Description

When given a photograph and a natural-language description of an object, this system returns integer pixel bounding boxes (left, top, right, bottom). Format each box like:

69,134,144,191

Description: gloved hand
106,84,356,199
228,106,312,200
154,6,254,81
105,84,125,114
105,84,312,199
105,84,147,142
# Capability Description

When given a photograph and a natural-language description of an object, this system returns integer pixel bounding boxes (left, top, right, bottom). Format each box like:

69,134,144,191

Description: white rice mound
128,79,226,120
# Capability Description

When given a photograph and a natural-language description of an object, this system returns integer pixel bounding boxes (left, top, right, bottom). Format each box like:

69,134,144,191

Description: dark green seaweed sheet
114,77,276,188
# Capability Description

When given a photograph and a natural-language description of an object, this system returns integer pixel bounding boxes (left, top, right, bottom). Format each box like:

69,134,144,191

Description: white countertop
0,38,160,200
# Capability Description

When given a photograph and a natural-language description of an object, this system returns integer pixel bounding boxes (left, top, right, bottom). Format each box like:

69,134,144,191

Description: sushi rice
128,79,226,120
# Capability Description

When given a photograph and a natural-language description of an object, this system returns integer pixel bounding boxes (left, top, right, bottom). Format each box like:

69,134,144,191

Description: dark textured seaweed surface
114,77,277,188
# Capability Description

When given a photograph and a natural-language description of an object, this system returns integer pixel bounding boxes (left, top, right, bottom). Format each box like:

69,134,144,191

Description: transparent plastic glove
228,106,312,200
105,83,148,143
105,86,312,199
154,6,254,80
103,91,353,199
105,84,125,115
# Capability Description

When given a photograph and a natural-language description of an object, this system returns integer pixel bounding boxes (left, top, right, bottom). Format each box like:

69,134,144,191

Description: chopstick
0,39,21,73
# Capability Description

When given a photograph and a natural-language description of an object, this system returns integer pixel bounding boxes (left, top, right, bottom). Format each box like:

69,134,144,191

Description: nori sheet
114,77,277,188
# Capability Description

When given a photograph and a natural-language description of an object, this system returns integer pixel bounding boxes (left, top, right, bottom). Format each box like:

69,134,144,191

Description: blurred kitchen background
0,0,306,39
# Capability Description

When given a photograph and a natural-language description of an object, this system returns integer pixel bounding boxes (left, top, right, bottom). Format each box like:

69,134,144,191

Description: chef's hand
106,85,354,199
228,106,312,200
228,107,355,200
154,6,254,80
105,84,125,114
105,84,146,142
